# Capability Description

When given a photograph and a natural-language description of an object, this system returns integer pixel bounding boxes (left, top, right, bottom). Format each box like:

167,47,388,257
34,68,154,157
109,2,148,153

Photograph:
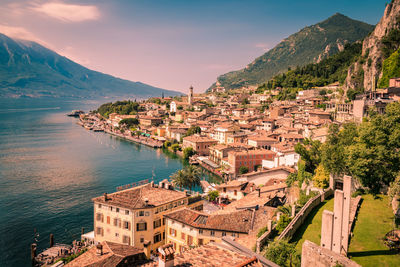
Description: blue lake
0,98,190,266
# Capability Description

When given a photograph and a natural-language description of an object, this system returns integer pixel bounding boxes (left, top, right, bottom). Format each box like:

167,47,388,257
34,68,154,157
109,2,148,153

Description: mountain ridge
209,13,374,91
0,33,181,99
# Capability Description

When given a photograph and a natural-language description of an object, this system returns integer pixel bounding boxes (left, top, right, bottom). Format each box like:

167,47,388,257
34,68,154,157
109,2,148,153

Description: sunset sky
0,0,388,93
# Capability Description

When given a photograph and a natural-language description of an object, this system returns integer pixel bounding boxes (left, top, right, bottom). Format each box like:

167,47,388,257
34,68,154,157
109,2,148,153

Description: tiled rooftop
164,207,253,233
65,241,145,267
174,243,260,267
92,183,187,210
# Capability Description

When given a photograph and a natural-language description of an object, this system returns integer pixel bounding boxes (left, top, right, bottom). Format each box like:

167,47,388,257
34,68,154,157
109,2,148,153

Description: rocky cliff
346,0,400,90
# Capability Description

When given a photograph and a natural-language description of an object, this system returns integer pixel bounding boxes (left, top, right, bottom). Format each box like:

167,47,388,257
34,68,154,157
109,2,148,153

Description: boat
67,110,84,117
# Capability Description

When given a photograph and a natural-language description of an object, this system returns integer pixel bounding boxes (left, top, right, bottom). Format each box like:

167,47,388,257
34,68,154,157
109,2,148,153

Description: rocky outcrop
346,0,400,90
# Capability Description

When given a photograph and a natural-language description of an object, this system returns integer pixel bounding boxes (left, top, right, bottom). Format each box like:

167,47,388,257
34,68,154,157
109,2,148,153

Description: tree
185,126,201,136
170,170,186,189
297,159,312,186
321,123,357,177
119,118,139,128
313,164,330,188
276,214,292,234
183,147,195,160
163,141,171,148
170,166,201,191
347,103,400,193
184,165,201,191
239,166,249,175
295,138,322,174
171,144,180,153
207,190,219,202
264,239,300,267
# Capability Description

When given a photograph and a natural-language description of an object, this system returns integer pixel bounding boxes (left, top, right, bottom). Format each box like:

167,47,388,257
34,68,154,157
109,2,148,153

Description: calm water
0,98,186,266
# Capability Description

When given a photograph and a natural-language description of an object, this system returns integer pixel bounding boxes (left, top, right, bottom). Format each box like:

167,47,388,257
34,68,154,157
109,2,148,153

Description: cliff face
346,0,400,90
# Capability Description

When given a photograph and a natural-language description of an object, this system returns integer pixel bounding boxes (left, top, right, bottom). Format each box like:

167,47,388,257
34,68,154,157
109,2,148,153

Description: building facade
92,182,203,254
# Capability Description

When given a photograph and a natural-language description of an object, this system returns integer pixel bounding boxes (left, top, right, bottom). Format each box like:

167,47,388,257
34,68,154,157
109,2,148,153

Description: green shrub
239,166,249,175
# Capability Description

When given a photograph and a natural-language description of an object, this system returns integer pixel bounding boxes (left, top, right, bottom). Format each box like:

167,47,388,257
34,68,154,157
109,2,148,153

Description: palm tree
183,166,201,191
170,170,186,190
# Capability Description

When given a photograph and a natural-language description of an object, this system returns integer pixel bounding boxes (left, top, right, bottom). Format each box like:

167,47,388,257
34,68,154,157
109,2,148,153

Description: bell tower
188,85,193,105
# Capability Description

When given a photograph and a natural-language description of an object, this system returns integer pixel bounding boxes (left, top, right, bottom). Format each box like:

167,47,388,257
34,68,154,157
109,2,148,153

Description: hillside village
41,75,399,267
34,1,400,267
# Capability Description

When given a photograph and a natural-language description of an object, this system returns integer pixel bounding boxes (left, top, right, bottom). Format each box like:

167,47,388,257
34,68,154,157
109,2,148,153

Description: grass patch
348,194,400,267
290,197,334,253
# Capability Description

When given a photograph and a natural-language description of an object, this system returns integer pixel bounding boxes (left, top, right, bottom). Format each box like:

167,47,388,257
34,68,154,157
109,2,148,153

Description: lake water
0,98,189,266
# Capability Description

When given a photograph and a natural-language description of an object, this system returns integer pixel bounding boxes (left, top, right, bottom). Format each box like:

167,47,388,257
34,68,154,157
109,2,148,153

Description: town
32,75,400,267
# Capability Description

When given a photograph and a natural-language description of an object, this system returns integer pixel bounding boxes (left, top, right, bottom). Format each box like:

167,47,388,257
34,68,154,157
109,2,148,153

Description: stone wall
301,240,361,267
277,189,333,241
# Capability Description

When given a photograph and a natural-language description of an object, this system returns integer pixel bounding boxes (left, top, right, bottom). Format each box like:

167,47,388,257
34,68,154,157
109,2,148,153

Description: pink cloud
31,1,100,22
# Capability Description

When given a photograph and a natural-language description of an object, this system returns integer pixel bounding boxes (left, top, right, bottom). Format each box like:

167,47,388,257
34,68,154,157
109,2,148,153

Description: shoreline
77,114,224,181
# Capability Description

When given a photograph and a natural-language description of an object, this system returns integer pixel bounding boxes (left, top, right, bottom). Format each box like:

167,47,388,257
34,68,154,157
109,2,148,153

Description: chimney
96,244,103,256
158,243,175,267
143,240,151,259
256,188,261,197
104,193,108,201
150,181,154,187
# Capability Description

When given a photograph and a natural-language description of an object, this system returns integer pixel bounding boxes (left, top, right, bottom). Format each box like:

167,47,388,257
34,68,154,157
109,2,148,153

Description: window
115,233,119,237
210,230,215,236
116,208,119,213
234,190,237,196
136,222,147,231
169,228,176,237
110,206,113,211
154,233,162,243
163,231,165,240
138,211,145,217
153,219,162,229
140,237,144,243
199,229,203,234
123,221,131,230
107,216,110,224
125,210,130,215
181,232,186,240
232,233,238,237
145,211,150,216
122,235,130,244
113,218,119,227
96,213,102,221
98,204,102,209
187,235,193,245
96,227,102,235
163,218,166,225
222,232,226,236
198,238,203,245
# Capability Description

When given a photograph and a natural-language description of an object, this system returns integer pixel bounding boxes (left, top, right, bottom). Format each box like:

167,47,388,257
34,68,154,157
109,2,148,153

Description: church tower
188,85,193,105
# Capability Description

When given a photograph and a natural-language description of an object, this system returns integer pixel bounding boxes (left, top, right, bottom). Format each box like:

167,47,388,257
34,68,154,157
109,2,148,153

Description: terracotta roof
92,183,187,210
183,135,218,143
164,208,253,233
228,149,276,156
215,180,248,189
247,135,276,142
174,243,260,267
65,241,145,267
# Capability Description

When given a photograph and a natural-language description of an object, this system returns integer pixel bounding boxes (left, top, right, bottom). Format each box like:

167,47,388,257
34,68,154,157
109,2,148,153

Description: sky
0,0,389,93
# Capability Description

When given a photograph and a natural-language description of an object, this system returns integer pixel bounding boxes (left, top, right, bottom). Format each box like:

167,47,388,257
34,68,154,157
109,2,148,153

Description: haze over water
0,98,185,267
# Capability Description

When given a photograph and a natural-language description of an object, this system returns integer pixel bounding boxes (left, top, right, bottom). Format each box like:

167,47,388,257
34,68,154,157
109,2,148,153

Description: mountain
209,13,374,91
346,0,400,90
0,33,181,99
